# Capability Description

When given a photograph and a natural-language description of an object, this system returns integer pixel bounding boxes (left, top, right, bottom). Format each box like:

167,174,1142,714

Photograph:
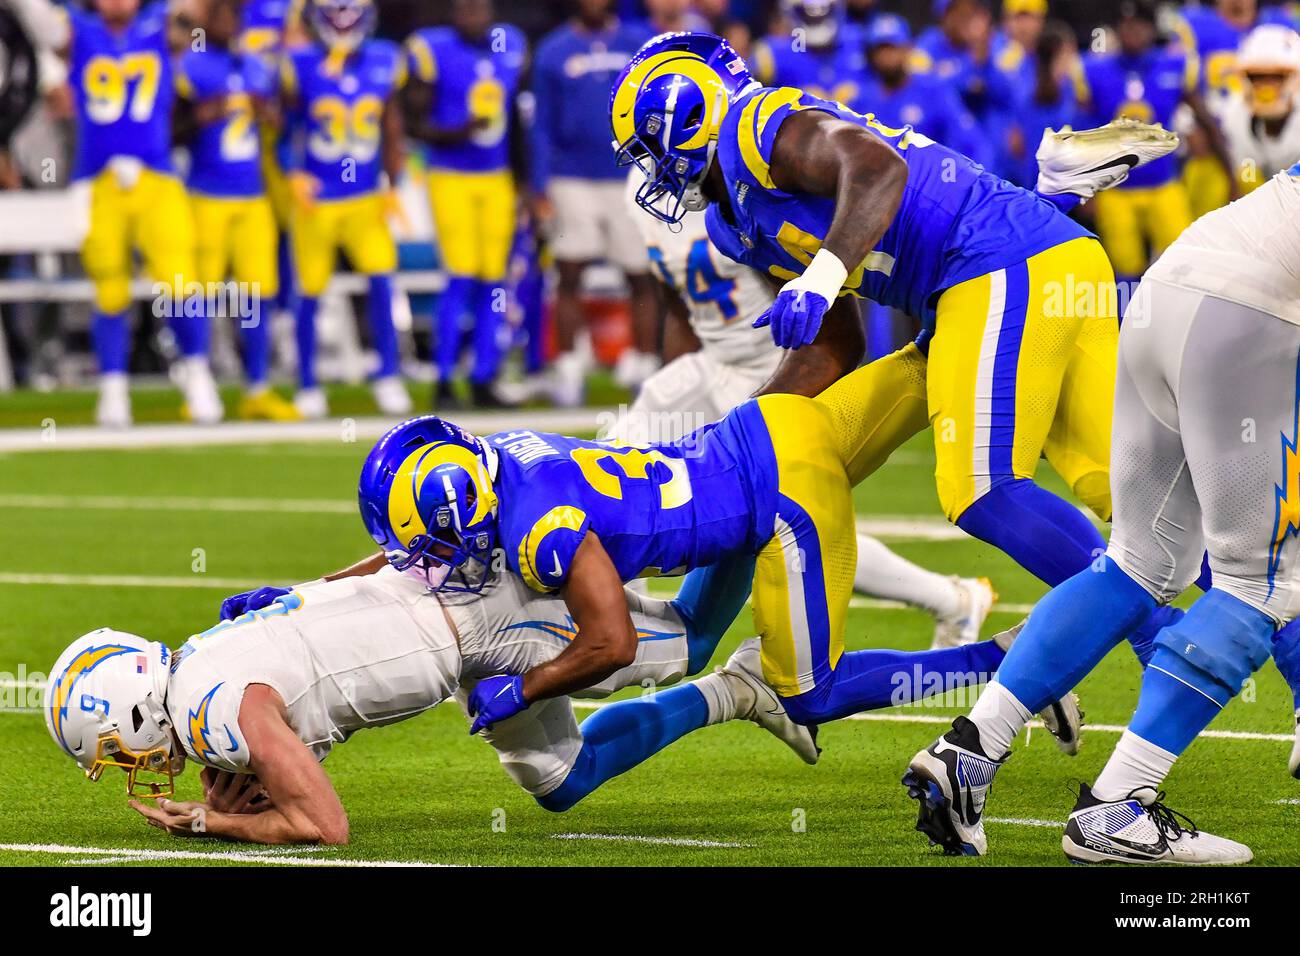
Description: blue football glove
752,288,832,349
467,674,529,735
219,585,293,621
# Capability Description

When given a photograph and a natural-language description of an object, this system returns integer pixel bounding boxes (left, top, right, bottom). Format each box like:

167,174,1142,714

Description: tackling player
904,159,1300,864
278,0,412,419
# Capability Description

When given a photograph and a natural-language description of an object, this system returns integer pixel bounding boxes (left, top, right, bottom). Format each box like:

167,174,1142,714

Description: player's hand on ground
201,767,272,814
219,585,293,621
129,798,207,838
466,674,529,735
753,288,831,349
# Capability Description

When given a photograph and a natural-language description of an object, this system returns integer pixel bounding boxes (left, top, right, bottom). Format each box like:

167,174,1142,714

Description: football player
404,0,526,410
60,0,220,427
175,0,300,421
1219,24,1300,191
610,32,1182,668
904,159,1300,865
278,0,412,419
750,0,872,106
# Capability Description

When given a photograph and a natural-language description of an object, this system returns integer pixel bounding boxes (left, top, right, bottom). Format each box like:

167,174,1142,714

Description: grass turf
1,426,1297,867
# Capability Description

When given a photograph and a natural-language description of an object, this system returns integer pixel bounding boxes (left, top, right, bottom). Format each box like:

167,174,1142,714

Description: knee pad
1151,589,1277,706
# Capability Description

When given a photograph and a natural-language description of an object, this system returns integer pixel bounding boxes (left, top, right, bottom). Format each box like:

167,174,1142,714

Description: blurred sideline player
278,0,411,419
1081,0,1235,283
61,0,219,427
906,160,1300,864
175,0,299,421
751,0,871,105
614,169,996,650
1220,24,1300,191
530,0,657,406
404,0,525,410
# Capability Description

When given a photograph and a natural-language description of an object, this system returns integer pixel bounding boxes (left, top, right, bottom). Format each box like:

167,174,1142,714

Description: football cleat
903,716,1005,856
1035,117,1179,199
1062,784,1253,865
180,359,224,425
95,373,132,429
371,375,413,417
931,576,995,649
294,387,329,420
238,387,302,422
718,639,820,765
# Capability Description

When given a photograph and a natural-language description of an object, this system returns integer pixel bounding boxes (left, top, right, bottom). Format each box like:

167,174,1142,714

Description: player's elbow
311,813,350,845
593,625,639,672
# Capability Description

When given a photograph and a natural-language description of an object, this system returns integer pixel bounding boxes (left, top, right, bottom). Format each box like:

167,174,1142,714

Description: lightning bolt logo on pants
1268,355,1300,598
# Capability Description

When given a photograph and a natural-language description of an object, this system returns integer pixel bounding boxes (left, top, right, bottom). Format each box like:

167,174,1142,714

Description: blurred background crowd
0,0,1297,423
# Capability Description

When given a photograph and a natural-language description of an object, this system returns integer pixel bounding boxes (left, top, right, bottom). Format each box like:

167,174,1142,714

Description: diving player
278,0,412,419
616,168,996,650
904,160,1300,865
404,0,526,410
609,31,1179,663
175,0,299,421
1219,24,1300,191
62,0,219,427
45,538,1031,843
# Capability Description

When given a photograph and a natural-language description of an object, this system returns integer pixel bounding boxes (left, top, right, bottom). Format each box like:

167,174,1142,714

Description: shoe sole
1062,833,1251,866
902,765,980,857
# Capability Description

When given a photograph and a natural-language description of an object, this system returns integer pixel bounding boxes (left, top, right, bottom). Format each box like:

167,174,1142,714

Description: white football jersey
1219,95,1300,184
624,172,777,368
166,569,461,771
1147,162,1300,325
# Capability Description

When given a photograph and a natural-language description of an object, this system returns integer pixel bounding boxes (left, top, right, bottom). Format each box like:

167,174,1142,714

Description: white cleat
902,716,1005,856
988,620,1085,756
1035,117,1180,199
1063,784,1253,865
550,351,586,408
95,372,132,429
371,375,413,416
718,639,820,765
294,387,328,420
931,576,996,648
180,358,224,425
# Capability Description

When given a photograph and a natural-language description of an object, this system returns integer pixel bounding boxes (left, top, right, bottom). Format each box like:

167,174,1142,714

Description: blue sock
366,275,400,379
956,478,1105,587
1127,665,1222,756
671,554,757,673
1127,604,1184,668
471,280,504,385
295,295,319,389
519,264,545,374
167,295,209,358
91,309,130,373
437,276,475,383
997,556,1156,714
783,639,1007,725
240,297,270,387
536,684,709,812
1273,618,1300,710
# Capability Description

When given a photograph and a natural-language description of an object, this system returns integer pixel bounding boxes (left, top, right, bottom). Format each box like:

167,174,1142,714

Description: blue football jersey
704,86,1088,323
405,24,526,173
751,26,872,105
176,48,272,197
68,0,175,179
281,39,406,199
488,401,777,593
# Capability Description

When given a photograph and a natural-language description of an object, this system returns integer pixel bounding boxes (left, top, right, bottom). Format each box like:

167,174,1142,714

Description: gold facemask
86,732,183,798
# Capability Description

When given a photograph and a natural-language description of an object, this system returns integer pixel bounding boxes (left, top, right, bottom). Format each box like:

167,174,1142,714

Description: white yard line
0,842,448,867
0,572,260,589
985,817,1063,829
0,493,354,514
552,833,752,849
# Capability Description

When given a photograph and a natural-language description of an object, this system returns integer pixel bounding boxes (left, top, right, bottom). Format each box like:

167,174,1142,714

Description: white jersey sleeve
624,171,777,367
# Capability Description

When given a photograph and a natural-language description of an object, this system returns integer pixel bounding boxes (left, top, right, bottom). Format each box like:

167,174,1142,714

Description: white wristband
785,248,849,302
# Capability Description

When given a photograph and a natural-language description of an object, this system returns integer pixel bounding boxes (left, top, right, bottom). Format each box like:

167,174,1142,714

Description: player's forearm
820,136,907,278
520,626,638,701
756,295,865,396
201,805,349,845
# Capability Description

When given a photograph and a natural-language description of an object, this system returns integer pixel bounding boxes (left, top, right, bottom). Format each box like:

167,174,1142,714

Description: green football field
1,402,1298,868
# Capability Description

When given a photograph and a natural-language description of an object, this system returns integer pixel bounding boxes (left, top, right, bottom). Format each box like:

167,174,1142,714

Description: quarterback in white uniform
610,173,995,650
1218,25,1300,190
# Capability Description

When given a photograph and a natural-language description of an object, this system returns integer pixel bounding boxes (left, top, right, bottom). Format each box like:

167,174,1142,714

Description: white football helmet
44,628,183,797
1238,25,1300,119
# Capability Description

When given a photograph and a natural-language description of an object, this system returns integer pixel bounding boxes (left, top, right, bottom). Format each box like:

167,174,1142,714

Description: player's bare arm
658,280,702,363
756,293,865,397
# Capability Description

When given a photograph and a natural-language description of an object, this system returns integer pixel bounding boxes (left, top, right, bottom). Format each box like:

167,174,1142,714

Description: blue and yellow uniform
68,0,193,321
1080,46,1197,276
489,349,928,698
405,24,525,283
750,25,872,105
175,48,279,301
704,86,1116,526
279,38,405,298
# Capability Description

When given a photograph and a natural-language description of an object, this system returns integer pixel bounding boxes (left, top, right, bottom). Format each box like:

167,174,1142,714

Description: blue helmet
358,416,500,593
610,31,758,224
305,0,376,51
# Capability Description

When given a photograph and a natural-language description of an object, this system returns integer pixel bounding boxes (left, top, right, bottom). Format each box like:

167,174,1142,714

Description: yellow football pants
928,236,1117,525
427,168,516,281
290,192,397,298
81,167,195,314
191,194,279,299
1092,180,1193,277
751,343,930,696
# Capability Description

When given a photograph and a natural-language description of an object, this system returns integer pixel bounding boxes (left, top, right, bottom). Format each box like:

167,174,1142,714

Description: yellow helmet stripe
49,643,134,753
611,49,707,146
386,441,497,548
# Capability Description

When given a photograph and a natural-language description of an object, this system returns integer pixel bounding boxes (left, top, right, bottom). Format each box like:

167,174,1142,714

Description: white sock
1092,730,1178,802
854,533,960,617
690,673,734,725
966,680,1032,759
